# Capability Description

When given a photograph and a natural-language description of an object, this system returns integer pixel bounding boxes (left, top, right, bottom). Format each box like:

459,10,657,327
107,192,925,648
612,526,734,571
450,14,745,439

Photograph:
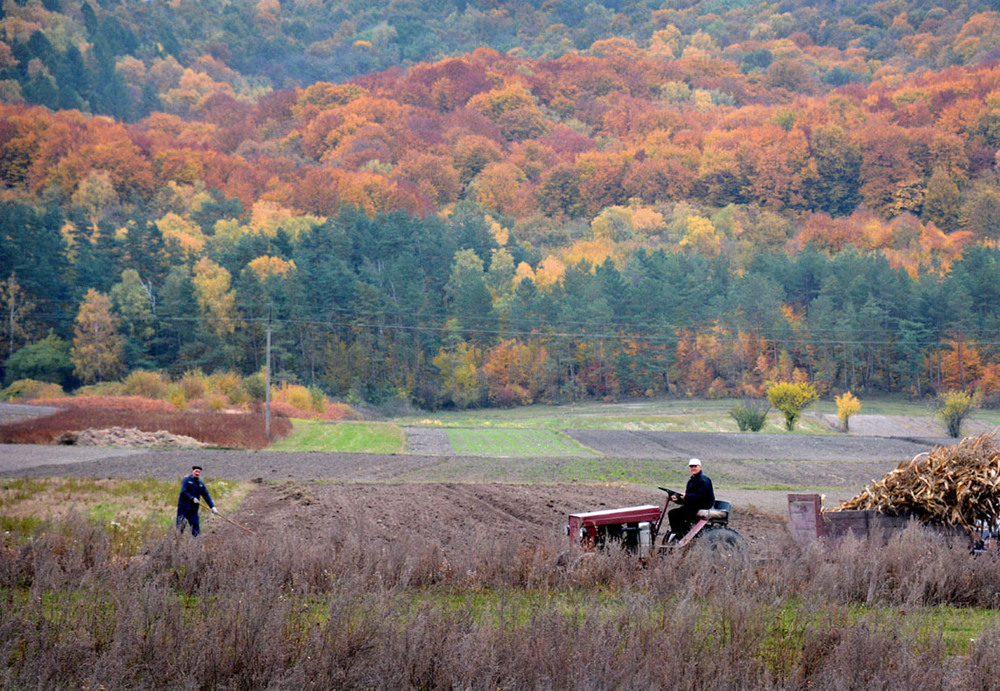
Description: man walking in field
176,465,218,537
667,458,715,542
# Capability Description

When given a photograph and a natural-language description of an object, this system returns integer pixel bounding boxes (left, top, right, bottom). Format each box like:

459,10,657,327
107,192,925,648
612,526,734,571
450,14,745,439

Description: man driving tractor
667,458,715,543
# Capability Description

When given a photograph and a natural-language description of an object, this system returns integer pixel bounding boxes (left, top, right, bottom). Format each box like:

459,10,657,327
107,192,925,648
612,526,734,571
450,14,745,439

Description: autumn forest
3,0,1000,408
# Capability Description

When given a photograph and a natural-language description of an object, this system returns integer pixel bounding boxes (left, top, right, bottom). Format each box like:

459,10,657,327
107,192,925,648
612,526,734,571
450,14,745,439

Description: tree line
4,198,1000,408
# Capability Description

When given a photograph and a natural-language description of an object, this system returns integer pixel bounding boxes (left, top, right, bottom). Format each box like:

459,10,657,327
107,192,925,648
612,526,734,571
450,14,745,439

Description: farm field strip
270,419,406,453
446,427,599,457
391,398,1000,432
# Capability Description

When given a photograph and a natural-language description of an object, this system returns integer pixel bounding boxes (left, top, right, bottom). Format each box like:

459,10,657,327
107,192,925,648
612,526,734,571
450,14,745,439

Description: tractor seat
696,500,731,521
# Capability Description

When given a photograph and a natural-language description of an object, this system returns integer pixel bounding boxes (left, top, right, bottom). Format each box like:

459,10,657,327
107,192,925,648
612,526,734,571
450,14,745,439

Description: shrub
1,378,64,401
76,381,124,396
835,391,861,432
273,382,313,412
122,370,169,399
209,371,248,405
321,402,362,421
0,405,290,447
3,334,74,387
29,395,177,412
167,385,187,411
766,380,819,431
937,390,978,438
729,398,770,431
308,385,326,413
243,373,266,402
179,370,208,401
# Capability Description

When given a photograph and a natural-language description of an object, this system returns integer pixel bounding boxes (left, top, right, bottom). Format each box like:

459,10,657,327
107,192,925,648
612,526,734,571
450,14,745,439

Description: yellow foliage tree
482,339,547,406
156,212,205,255
766,380,819,431
247,255,297,280
679,215,722,257
591,206,634,242
432,337,484,408
533,256,566,290
249,200,323,240
835,391,861,432
192,258,236,338
71,289,124,384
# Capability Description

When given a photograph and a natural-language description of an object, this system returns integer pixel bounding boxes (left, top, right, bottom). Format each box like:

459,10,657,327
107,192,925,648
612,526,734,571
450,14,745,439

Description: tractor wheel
699,527,748,561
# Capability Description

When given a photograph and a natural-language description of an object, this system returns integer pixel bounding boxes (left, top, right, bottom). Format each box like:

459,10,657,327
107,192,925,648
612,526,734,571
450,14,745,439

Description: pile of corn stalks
832,433,1000,532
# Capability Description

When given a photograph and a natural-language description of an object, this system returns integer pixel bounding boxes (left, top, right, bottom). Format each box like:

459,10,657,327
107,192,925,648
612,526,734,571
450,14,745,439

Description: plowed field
232,480,785,557
1,413,982,549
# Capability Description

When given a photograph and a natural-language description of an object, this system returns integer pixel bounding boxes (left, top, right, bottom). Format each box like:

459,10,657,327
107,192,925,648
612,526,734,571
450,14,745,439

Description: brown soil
231,480,787,558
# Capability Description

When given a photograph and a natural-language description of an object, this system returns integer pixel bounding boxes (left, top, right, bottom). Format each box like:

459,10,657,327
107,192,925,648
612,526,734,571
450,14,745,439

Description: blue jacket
177,474,214,514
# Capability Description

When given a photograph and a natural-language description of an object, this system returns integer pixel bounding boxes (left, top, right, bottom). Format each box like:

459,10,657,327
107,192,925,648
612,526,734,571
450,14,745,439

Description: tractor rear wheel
699,526,748,560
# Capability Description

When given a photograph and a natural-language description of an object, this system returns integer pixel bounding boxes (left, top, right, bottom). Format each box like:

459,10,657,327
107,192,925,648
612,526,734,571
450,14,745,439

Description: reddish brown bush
29,395,178,412
0,406,291,449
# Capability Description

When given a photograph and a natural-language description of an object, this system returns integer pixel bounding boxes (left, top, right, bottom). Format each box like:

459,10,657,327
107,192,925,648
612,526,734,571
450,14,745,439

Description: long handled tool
214,510,256,535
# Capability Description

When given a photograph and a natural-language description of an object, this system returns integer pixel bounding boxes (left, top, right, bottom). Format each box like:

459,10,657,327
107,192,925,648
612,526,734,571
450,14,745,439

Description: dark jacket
177,474,215,515
682,471,715,511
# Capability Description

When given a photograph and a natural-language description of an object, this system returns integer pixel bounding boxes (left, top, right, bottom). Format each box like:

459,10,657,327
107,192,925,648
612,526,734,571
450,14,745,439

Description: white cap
688,458,702,467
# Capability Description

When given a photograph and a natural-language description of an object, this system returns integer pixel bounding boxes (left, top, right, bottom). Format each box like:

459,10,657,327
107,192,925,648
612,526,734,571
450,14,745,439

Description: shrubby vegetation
835,391,862,431
3,513,1000,688
728,398,770,432
767,381,820,431
938,390,979,438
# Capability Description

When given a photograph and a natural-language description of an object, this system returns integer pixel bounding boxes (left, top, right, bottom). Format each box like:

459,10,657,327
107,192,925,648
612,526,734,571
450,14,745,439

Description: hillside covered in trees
3,0,1000,408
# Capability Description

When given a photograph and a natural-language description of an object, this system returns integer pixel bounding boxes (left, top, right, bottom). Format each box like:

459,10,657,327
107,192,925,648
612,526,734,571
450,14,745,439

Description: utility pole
265,307,272,441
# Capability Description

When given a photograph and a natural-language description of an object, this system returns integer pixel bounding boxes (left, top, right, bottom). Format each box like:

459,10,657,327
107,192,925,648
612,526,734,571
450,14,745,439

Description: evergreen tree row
4,199,1000,407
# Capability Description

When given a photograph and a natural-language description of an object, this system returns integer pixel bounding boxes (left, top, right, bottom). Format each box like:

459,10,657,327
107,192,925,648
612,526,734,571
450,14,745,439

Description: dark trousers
176,510,201,536
668,505,699,538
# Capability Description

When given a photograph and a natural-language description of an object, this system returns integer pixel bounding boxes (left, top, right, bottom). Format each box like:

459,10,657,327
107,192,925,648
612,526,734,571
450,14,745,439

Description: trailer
787,493,968,544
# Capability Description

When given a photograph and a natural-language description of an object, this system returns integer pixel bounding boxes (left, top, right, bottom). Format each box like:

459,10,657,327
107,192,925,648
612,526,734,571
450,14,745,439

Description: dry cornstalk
832,433,1000,533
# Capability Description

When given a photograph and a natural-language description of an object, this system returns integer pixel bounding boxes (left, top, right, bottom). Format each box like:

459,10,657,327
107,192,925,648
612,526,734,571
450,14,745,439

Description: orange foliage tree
482,339,548,406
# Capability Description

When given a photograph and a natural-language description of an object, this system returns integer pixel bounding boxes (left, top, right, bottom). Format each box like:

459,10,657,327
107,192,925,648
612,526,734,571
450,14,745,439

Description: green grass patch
271,420,406,453
0,477,250,545
0,515,48,533
392,398,885,433
847,604,1000,655
447,428,599,457
0,477,55,508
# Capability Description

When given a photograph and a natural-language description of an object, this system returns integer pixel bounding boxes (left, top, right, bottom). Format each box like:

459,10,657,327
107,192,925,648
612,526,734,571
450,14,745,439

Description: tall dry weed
0,509,991,689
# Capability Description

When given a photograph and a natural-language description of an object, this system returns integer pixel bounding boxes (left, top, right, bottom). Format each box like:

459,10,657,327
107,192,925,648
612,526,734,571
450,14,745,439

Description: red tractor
566,487,746,558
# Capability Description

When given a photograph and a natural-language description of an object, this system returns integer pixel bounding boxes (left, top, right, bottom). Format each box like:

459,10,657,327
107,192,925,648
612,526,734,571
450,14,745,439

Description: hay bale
832,433,1000,532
